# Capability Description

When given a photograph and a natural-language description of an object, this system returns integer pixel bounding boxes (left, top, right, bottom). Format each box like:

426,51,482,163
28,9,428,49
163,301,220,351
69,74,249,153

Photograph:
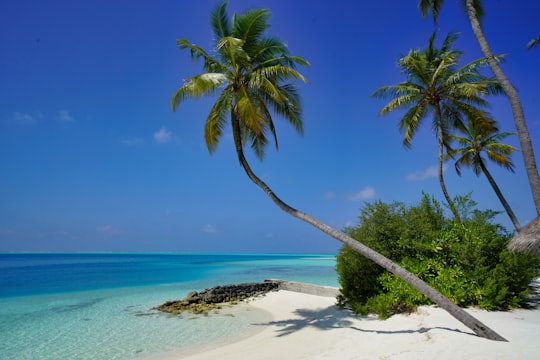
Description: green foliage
337,194,538,318
172,1,308,161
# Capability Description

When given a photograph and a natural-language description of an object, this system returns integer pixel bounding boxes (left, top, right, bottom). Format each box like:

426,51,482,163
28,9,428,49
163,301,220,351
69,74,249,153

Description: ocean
0,253,338,359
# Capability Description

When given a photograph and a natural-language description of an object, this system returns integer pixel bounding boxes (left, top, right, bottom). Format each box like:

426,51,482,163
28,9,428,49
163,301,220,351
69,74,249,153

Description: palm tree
372,31,501,223
447,117,521,231
171,2,505,341
419,0,540,219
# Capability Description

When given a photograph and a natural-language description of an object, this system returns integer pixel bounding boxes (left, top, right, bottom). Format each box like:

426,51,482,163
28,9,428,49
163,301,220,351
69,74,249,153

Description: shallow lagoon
0,253,337,359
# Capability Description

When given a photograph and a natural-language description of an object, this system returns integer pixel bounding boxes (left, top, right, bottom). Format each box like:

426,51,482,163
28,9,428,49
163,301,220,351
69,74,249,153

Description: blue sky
1,0,539,253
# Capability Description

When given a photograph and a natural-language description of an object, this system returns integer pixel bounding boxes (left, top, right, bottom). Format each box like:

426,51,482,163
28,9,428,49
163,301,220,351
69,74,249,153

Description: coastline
145,280,540,360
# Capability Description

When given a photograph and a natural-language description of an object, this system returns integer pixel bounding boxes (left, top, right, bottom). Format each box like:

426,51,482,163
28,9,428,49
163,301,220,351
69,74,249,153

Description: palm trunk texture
480,161,521,232
230,111,507,341
436,109,460,222
465,0,540,216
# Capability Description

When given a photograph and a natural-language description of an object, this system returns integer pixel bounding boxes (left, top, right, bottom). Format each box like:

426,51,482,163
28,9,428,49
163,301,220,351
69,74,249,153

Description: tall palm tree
447,117,521,231
419,0,540,218
171,2,505,341
372,31,502,223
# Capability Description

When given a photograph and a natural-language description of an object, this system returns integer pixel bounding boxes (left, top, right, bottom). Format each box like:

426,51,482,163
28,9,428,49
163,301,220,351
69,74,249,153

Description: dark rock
156,280,280,315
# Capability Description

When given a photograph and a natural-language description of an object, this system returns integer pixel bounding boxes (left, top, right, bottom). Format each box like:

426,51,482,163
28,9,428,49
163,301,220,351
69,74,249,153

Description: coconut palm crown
372,31,502,221
447,117,521,231
171,1,308,161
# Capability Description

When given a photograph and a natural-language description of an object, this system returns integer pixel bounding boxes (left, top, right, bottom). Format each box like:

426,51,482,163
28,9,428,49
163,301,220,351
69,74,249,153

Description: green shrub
336,194,539,318
337,200,409,307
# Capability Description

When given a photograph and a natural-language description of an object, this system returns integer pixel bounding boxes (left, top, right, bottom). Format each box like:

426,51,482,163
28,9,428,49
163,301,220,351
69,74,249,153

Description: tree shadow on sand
253,304,474,338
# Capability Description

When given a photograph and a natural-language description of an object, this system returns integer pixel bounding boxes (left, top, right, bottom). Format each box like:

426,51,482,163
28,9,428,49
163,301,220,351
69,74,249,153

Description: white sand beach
149,285,540,360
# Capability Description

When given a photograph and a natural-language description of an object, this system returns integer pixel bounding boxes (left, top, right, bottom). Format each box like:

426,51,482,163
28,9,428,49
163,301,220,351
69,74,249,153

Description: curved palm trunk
230,112,506,341
435,108,461,222
465,0,540,216
479,161,521,232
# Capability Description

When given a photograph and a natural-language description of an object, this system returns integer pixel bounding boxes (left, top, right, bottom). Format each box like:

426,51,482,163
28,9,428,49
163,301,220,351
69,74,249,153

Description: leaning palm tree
372,31,502,223
447,117,521,231
419,0,540,220
171,1,505,341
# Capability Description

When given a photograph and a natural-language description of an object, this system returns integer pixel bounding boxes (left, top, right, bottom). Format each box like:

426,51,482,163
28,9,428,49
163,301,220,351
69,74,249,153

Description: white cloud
347,186,376,202
203,224,218,234
96,225,126,236
344,219,357,228
154,126,172,144
406,165,446,181
58,109,74,122
120,136,144,146
11,111,42,124
323,191,336,200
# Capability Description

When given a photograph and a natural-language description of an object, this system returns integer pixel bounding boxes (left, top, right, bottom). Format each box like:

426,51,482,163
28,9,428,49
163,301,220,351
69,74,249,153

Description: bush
336,194,539,318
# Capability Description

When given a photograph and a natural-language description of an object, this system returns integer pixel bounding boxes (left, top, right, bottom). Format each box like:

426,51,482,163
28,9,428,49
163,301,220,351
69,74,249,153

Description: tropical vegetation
446,118,521,231
336,194,538,319
418,0,540,249
171,1,507,341
372,31,502,222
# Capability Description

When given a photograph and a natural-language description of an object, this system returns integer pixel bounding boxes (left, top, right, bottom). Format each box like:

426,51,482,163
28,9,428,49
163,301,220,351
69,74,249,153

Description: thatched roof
508,216,540,255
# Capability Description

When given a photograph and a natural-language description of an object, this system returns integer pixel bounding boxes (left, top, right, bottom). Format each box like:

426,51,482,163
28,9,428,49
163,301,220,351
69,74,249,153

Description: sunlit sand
147,279,540,360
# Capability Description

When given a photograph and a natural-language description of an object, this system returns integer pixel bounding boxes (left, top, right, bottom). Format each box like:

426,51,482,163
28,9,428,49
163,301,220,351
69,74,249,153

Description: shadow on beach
253,303,473,338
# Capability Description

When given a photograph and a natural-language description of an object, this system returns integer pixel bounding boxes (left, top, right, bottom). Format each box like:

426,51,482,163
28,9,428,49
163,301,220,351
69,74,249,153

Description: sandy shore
149,285,540,360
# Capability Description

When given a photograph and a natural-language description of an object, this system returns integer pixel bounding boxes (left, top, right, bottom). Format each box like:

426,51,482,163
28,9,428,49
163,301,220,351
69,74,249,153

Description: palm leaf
204,88,234,153
210,1,231,38
400,102,428,147
216,36,248,69
526,36,540,50
418,0,445,23
176,38,228,73
233,8,271,53
171,73,228,111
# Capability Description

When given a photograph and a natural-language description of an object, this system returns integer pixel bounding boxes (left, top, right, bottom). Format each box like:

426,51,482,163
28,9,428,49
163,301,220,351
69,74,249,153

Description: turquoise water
0,253,338,359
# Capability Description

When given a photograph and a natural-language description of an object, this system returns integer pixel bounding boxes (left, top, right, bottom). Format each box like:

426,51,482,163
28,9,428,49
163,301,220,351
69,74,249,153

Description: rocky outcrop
157,280,280,315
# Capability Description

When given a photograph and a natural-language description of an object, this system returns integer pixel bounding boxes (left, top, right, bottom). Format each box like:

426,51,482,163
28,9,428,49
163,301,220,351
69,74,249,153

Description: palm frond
418,0,445,24
171,73,228,111
243,126,268,160
233,8,270,45
235,85,265,134
256,97,278,150
216,36,249,69
399,102,428,147
249,36,288,64
440,32,459,54
204,88,234,153
399,50,432,85
262,83,303,136
176,38,228,73
253,64,308,84
527,36,540,50
372,83,421,99
374,83,423,115
210,1,231,39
